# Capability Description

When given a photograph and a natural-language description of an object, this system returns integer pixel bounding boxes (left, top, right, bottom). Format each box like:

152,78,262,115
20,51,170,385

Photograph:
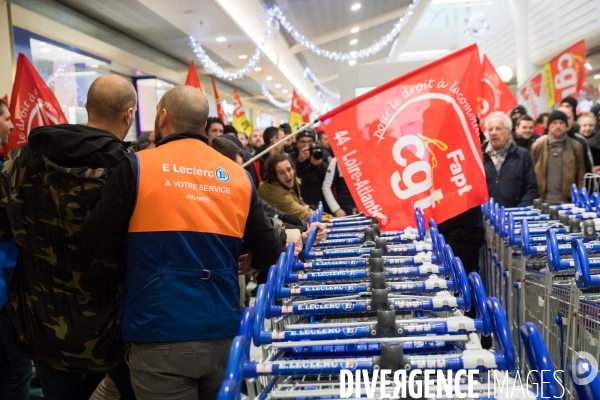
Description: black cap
547,110,568,127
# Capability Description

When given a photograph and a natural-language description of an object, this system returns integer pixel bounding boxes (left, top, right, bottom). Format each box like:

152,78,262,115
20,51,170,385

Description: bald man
0,74,136,398
82,85,280,400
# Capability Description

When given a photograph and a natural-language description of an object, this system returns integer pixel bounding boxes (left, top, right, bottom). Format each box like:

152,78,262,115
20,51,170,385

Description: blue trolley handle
555,312,566,387
572,239,600,288
487,297,515,372
502,271,509,316
469,272,491,336
546,228,562,272
303,225,318,258
521,218,532,255
414,207,425,241
519,323,562,399
569,358,600,400
571,183,580,207
580,187,591,211
514,281,522,372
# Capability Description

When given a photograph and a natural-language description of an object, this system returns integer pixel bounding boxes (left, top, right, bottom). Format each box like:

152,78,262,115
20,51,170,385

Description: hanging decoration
188,0,420,82
464,12,490,38
386,37,399,63
261,85,291,109
188,16,273,81
303,68,340,99
268,0,420,62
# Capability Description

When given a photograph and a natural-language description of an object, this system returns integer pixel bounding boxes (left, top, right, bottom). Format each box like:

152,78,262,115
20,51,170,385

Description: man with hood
0,75,137,399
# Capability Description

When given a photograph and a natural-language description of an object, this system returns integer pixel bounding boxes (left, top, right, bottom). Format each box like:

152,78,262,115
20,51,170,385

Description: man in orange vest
82,85,281,399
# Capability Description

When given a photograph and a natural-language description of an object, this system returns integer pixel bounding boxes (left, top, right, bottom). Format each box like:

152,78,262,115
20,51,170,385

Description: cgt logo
215,167,230,182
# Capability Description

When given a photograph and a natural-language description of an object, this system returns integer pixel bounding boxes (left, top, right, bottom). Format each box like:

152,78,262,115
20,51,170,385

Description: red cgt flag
185,60,202,92
211,77,228,124
479,55,517,127
319,44,488,230
4,53,68,156
543,40,586,107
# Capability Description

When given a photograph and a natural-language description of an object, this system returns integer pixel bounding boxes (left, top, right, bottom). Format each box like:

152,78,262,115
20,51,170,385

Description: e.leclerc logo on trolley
215,167,230,182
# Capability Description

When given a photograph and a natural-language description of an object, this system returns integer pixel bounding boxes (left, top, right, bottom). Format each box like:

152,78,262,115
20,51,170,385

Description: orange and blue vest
122,138,252,342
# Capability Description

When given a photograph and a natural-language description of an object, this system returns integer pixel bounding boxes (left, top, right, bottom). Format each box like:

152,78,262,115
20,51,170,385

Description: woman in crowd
579,112,600,173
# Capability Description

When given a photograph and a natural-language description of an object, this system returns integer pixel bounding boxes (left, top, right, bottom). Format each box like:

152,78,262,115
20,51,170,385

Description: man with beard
82,85,280,400
247,129,264,154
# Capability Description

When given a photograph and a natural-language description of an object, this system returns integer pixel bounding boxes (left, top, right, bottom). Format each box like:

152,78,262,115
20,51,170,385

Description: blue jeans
0,310,32,400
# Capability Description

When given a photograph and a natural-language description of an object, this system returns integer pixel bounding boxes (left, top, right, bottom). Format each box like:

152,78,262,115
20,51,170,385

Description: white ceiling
54,0,600,113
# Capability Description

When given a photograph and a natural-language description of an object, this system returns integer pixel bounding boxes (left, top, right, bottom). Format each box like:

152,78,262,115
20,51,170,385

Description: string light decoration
188,0,420,82
268,0,420,62
303,68,340,99
386,37,399,63
261,85,291,109
188,16,274,81
464,12,490,38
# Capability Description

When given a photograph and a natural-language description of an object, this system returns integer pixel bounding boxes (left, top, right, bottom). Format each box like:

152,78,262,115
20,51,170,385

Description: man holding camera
293,129,330,211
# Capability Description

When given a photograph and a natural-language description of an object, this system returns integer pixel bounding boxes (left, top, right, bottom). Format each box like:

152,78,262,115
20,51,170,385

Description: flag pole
242,119,319,167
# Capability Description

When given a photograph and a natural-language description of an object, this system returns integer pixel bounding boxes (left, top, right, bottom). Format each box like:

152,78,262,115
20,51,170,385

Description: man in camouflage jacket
0,75,137,399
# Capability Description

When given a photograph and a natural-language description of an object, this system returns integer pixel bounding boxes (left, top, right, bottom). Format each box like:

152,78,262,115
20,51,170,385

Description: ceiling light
595,74,600,79
350,39,358,45
351,3,361,11
275,84,281,88
38,41,46,45
254,67,262,71
351,51,357,56
266,76,273,81
282,89,288,93
585,63,592,70
351,27,360,33
432,0,491,4
496,65,513,82
239,55,247,59
216,37,226,42
288,94,293,98
90,64,99,68
156,82,163,87
349,60,357,66
40,48,50,53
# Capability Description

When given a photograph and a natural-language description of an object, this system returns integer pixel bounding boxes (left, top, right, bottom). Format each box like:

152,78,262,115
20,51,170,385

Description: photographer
293,128,330,211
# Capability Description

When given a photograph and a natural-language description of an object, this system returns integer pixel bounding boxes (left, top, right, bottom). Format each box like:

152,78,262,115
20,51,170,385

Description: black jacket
583,129,600,167
294,154,330,211
513,133,539,151
482,142,537,208
82,132,281,273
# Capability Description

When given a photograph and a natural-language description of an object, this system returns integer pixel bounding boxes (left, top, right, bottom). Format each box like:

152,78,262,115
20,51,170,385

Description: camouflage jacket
0,124,128,372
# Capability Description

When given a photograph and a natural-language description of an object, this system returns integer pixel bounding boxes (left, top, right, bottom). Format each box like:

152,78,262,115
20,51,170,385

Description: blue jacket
483,142,538,208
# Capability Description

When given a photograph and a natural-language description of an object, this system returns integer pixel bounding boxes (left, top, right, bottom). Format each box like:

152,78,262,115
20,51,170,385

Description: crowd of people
1,72,600,400
0,75,327,400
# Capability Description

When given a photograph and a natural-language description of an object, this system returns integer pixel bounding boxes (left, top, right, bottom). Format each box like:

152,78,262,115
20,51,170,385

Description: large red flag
185,61,202,92
5,53,68,156
319,44,487,230
211,77,228,124
1,95,7,105
543,40,586,107
479,55,517,127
